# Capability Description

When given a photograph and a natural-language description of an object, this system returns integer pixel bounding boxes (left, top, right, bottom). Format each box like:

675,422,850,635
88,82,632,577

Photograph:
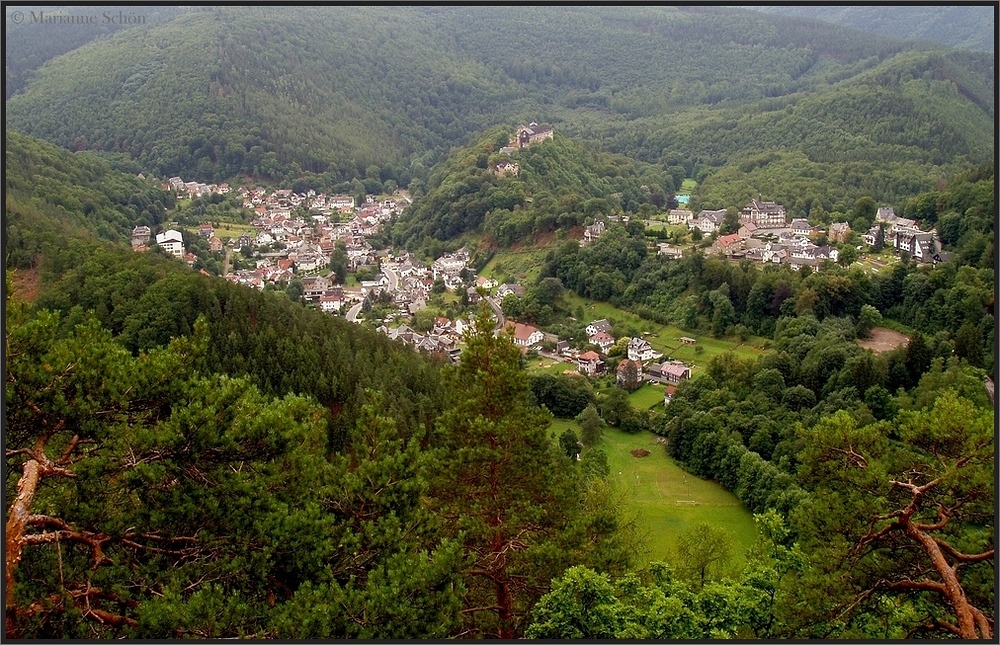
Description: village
128,123,947,400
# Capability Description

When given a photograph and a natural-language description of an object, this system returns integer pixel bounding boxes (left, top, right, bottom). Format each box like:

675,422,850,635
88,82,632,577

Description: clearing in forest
857,326,909,354
550,418,759,567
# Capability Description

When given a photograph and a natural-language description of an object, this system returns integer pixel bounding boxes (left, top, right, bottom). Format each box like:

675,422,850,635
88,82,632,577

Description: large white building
155,229,185,258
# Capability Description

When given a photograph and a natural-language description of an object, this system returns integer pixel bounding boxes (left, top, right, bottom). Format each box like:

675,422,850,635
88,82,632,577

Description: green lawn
548,418,758,568
525,355,578,376
680,179,698,192
597,427,758,566
183,222,257,240
480,247,553,285
628,383,665,411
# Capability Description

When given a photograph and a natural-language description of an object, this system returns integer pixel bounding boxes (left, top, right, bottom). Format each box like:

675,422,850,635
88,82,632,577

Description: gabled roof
589,331,615,344
717,233,741,248
663,364,690,378
505,321,541,342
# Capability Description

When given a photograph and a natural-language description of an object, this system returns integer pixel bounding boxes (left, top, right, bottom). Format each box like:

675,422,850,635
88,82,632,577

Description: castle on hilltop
511,122,553,149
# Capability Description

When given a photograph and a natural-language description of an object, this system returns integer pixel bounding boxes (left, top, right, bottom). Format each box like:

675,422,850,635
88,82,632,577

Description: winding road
346,301,363,323
484,296,505,331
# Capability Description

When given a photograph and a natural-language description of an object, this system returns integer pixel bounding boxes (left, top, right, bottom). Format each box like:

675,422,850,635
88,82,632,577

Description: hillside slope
747,5,995,52
391,127,673,253
6,5,991,189
4,5,191,98
5,129,172,270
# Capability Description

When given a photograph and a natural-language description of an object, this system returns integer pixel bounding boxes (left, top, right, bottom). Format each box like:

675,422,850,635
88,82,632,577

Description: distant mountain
746,5,995,52
5,5,993,214
4,5,193,98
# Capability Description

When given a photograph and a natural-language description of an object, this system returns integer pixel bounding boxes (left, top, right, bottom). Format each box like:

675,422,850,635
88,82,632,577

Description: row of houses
861,207,949,263
378,322,463,361
431,247,472,289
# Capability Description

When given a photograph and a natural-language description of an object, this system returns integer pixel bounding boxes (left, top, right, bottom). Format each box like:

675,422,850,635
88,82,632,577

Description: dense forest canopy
4,5,193,98
390,128,676,254
747,5,996,52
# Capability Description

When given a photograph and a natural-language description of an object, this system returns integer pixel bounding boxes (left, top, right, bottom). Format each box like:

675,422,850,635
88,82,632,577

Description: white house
588,331,616,353
319,293,343,313
789,219,813,236
667,209,694,225
155,229,185,257
506,322,544,347
689,209,726,234
627,337,662,363
585,319,612,336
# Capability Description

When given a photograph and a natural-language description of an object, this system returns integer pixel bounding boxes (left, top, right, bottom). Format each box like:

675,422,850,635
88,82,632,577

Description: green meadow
183,221,257,240
549,419,759,568
480,246,553,285
628,382,666,410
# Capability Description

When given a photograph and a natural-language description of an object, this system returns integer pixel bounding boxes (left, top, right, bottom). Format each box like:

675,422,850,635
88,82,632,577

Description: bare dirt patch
630,448,651,458
9,265,41,303
857,327,909,354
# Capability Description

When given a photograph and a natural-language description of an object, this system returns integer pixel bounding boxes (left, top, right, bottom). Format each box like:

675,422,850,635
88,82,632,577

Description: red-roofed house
664,385,677,406
662,363,691,384
714,233,743,256
588,331,616,353
577,351,605,376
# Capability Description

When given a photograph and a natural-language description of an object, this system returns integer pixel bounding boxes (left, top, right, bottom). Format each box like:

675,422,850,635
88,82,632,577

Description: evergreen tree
873,223,886,252
787,393,995,639
424,306,586,638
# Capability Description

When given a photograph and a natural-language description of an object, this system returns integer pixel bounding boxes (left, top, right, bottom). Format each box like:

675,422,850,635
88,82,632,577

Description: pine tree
424,306,582,638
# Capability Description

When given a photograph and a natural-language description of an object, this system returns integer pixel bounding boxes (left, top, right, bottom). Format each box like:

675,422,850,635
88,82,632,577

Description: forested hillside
748,5,996,52
4,5,191,98
5,6,521,183
5,5,993,199
5,122,995,639
390,128,675,254
5,130,639,638
5,130,173,271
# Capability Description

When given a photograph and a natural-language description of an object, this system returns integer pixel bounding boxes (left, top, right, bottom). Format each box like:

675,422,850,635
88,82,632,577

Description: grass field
549,419,758,568
599,428,758,566
525,356,579,376
680,179,698,192
480,247,553,285
628,383,665,410
183,222,257,239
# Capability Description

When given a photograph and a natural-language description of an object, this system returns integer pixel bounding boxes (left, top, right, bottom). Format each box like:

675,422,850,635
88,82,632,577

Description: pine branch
884,577,947,594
